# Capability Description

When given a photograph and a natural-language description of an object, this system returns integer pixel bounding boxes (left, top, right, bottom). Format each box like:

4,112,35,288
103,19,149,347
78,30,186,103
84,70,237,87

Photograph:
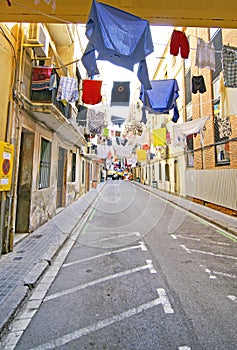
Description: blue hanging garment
140,79,180,122
111,81,130,106
82,0,154,90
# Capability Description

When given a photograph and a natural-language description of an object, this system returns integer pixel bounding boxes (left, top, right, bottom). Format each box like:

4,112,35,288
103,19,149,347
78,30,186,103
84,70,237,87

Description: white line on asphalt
146,259,157,273
88,231,141,244
44,262,155,302
180,244,237,260
30,289,174,350
227,295,237,302
157,288,174,314
200,265,236,280
171,234,200,241
204,268,217,279
209,241,230,246
212,271,236,279
178,347,191,350
63,242,146,267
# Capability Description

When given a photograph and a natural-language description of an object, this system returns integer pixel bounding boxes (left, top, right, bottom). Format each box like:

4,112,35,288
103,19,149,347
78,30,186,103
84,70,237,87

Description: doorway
15,129,34,233
174,160,180,194
56,147,67,208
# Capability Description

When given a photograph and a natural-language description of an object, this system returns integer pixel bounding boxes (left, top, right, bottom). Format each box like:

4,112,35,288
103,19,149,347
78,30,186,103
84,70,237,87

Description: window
39,138,51,189
159,163,162,181
165,163,170,181
71,152,76,182
82,159,85,184
213,100,230,165
187,135,194,167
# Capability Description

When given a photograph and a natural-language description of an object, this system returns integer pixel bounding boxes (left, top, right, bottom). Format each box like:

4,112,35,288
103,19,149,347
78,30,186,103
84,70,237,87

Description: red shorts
170,30,190,59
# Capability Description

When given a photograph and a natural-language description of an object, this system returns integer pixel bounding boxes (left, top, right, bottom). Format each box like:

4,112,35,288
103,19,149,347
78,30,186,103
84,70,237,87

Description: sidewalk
0,186,103,336
0,181,237,337
135,182,237,237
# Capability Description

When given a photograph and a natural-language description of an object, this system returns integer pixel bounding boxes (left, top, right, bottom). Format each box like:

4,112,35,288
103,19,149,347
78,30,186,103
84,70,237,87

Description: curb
0,185,105,337
133,182,237,238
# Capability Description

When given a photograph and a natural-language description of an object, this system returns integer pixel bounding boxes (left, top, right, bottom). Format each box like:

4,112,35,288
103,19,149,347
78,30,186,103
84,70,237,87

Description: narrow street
2,181,237,350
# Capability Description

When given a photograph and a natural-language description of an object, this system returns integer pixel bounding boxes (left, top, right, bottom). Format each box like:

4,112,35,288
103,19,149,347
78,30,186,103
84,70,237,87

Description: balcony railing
30,88,73,119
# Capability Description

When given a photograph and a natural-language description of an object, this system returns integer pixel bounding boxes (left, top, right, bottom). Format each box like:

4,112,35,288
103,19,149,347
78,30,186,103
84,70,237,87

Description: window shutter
185,69,191,105
211,29,223,82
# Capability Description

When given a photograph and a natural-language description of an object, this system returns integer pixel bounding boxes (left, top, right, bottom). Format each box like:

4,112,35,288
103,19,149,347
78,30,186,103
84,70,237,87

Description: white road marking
157,288,174,314
210,241,230,246
89,231,141,244
181,245,237,260
227,295,237,302
146,259,157,273
44,262,156,302
204,268,217,279
178,347,191,350
30,289,174,350
212,271,236,279
171,234,200,241
63,242,146,267
139,241,147,251
200,265,236,280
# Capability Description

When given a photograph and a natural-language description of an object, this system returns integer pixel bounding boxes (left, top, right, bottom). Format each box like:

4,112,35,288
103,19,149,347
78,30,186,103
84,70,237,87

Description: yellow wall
0,24,17,142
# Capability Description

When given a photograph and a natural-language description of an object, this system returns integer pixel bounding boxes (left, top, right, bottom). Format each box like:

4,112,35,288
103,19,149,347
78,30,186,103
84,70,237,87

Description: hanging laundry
140,107,147,124
152,128,167,147
216,115,232,138
102,128,109,137
192,75,206,94
76,105,88,127
222,45,237,88
136,149,147,162
140,79,180,122
81,0,153,90
170,29,190,59
113,144,134,158
76,66,82,87
97,145,112,158
195,38,215,71
111,116,125,127
142,144,150,151
173,116,210,146
82,79,102,105
87,110,105,134
49,69,59,91
219,72,237,117
137,130,150,145
32,67,52,90
111,82,130,106
56,77,79,102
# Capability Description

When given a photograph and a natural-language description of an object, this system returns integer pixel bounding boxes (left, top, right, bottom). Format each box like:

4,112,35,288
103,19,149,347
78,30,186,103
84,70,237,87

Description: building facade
139,27,237,216
0,23,102,255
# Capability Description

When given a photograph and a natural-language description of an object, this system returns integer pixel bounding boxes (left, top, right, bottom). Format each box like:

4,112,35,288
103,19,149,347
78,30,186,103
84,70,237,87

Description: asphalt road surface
2,180,237,349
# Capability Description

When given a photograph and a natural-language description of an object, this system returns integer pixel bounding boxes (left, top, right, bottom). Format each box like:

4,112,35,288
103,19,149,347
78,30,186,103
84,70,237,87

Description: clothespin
182,27,187,33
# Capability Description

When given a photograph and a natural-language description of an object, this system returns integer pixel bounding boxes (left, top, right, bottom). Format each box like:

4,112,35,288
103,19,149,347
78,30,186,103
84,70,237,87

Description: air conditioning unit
27,23,49,57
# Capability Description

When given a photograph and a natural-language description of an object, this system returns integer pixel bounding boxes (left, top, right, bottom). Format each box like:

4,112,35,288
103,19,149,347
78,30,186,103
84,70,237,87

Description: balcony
31,83,72,120
21,68,87,148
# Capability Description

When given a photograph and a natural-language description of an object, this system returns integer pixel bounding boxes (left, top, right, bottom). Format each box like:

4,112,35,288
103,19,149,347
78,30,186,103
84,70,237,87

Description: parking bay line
31,289,174,350
63,241,147,268
180,245,237,260
44,260,157,302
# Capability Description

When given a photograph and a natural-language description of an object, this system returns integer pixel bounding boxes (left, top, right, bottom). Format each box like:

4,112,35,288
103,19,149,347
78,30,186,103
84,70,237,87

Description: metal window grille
39,138,51,188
